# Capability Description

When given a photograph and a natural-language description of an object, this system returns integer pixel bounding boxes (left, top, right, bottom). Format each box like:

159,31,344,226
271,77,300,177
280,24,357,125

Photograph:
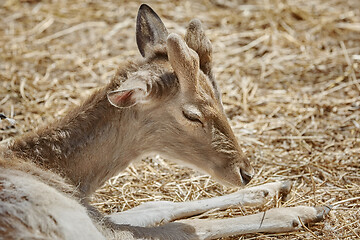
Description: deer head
107,4,254,186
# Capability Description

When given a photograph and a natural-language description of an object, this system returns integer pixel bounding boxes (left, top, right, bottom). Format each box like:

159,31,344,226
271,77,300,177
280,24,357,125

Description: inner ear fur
107,75,149,108
107,88,146,108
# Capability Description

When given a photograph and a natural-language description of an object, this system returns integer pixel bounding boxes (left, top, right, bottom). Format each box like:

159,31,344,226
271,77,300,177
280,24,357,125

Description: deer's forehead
196,75,219,104
193,96,223,120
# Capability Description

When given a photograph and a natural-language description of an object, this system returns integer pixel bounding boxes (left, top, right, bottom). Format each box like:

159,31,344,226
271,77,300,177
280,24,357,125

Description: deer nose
240,168,253,185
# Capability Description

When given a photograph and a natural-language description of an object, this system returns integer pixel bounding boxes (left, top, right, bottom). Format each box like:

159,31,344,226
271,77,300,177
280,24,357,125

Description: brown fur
0,4,254,239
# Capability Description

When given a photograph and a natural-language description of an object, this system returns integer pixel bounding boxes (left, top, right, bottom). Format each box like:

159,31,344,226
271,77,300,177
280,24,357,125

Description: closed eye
182,110,203,125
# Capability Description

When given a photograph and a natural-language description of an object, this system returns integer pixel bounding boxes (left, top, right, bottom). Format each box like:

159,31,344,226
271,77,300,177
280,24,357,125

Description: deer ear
136,4,168,57
107,88,147,108
107,77,148,108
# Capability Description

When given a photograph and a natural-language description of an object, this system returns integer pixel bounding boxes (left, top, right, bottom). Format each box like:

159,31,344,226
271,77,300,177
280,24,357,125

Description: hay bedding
0,0,359,239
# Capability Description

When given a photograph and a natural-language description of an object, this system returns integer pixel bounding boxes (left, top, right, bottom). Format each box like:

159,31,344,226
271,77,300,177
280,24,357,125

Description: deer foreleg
172,205,330,239
105,205,329,240
107,181,291,227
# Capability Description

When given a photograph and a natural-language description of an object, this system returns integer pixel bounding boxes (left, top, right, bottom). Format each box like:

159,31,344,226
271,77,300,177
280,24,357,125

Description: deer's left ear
107,88,147,108
107,78,148,108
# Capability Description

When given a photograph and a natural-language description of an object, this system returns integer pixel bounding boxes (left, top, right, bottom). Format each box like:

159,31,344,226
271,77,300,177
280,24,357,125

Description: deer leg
106,205,330,240
107,181,292,227
171,205,331,239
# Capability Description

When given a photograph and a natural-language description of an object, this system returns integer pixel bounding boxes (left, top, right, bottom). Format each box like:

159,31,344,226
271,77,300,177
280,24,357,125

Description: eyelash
182,111,203,125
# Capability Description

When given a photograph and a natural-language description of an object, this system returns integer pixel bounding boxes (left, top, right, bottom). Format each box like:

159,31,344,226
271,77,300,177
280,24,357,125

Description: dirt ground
1,0,359,239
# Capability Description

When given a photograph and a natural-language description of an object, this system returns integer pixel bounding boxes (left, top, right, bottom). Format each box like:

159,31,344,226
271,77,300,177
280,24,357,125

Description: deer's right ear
136,4,168,58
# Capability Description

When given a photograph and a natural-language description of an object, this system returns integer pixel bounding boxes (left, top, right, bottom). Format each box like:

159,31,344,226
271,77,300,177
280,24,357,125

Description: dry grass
1,0,359,239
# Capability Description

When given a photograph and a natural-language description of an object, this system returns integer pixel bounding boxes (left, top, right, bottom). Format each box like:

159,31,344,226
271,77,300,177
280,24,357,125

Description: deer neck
9,87,149,197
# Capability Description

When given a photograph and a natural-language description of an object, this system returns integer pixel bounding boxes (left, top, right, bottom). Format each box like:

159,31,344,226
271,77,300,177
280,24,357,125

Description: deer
0,4,329,240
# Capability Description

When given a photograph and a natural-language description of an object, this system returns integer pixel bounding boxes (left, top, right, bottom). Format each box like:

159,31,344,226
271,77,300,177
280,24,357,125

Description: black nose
240,169,253,185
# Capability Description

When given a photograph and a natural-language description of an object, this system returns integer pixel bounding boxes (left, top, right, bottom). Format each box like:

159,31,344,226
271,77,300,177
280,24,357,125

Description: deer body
7,64,161,197
0,5,328,240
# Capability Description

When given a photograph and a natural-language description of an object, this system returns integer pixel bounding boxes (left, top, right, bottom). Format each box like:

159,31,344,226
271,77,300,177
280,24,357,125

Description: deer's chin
215,178,243,188
210,168,246,188
163,156,248,187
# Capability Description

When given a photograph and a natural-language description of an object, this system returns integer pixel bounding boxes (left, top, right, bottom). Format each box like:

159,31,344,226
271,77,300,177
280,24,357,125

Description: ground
0,0,359,239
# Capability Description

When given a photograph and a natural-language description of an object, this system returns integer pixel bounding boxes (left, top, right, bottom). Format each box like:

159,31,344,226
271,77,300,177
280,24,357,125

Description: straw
1,0,359,239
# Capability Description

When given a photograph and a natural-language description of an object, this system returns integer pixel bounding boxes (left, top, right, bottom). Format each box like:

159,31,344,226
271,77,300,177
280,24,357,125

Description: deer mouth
209,165,253,187
239,168,253,185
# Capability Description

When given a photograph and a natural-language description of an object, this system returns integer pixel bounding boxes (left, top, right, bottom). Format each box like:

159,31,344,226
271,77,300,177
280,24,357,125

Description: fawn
0,4,329,240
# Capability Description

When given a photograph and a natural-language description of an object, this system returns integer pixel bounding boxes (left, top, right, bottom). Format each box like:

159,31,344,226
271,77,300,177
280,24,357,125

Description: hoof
314,205,332,222
279,181,293,200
